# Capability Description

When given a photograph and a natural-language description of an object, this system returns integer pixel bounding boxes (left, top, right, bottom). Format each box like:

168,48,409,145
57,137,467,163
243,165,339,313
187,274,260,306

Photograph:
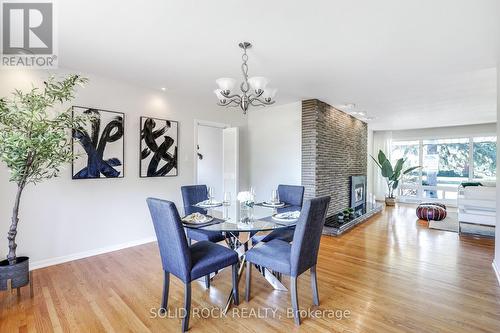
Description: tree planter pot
0,256,31,292
385,197,396,206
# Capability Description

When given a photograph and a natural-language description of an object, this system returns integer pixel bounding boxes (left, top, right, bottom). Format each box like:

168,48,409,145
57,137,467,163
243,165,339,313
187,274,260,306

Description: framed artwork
140,116,178,177
72,106,125,179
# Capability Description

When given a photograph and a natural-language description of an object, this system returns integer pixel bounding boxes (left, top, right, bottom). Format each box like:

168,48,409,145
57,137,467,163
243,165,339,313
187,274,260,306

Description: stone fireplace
301,99,368,217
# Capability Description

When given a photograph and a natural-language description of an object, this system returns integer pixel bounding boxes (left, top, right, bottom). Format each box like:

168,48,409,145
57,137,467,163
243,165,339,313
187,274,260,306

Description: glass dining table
183,201,299,313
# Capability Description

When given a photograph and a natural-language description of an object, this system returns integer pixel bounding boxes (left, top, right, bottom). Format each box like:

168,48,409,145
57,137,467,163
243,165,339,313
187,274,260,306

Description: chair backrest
146,198,191,282
278,185,305,207
181,185,208,215
290,196,331,277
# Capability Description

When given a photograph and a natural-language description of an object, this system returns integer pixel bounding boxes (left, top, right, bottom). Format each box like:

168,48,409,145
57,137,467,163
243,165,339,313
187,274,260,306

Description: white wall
247,102,302,202
386,123,496,141
0,69,247,268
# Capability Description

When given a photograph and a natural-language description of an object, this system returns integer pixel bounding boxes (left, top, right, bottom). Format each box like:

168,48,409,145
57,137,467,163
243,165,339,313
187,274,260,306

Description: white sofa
458,184,496,236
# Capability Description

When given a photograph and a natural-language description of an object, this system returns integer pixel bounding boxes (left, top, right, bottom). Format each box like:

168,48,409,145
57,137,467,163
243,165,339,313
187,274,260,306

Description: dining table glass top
187,201,299,232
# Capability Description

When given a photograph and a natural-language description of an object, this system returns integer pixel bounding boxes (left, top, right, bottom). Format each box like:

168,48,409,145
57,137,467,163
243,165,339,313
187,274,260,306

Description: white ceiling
58,0,500,130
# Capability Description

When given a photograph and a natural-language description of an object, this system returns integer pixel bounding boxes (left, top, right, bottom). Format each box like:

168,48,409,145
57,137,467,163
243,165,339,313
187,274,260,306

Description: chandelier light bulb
215,78,236,95
248,76,269,94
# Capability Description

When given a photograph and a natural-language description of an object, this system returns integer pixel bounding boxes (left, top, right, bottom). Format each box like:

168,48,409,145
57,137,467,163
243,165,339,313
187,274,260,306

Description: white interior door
196,124,224,199
223,127,239,201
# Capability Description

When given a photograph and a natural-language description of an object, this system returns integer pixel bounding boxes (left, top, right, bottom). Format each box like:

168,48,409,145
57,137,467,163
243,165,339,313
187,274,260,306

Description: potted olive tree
371,150,421,206
0,75,87,291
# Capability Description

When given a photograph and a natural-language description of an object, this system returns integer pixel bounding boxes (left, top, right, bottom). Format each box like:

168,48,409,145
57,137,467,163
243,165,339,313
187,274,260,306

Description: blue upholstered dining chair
181,185,226,245
147,198,239,332
251,184,305,244
245,196,330,325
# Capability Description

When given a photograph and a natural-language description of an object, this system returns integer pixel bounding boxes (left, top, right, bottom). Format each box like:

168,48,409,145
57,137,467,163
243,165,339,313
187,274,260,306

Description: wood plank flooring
1,204,500,332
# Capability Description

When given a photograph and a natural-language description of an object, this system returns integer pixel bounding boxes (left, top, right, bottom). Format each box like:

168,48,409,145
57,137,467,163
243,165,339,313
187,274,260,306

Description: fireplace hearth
323,202,383,236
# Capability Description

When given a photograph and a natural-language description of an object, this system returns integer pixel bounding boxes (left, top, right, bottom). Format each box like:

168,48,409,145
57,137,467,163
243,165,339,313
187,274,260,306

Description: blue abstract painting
140,117,178,177
72,106,125,179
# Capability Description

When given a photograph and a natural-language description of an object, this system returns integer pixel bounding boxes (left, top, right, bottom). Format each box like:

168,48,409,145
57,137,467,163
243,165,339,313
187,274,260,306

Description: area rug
428,212,459,233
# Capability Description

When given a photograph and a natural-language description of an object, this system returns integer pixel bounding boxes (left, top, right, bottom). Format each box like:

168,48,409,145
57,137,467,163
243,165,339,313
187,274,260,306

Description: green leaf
403,166,421,174
377,150,388,166
392,180,399,190
394,158,404,175
381,159,393,178
370,155,382,169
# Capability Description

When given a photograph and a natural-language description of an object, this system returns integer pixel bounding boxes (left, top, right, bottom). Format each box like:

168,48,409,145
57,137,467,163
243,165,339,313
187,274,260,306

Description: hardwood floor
1,204,499,332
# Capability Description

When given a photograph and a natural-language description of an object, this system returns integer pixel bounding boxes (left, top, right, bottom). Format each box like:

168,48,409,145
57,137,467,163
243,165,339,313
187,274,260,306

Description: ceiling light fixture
214,42,277,114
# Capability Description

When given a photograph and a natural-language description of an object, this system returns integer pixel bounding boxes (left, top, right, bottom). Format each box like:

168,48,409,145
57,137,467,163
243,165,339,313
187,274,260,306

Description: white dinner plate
272,211,300,222
182,213,214,225
196,200,223,208
262,202,285,208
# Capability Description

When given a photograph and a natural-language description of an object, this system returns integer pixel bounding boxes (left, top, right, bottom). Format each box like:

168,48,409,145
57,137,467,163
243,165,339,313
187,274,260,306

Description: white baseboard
30,236,157,271
493,260,500,286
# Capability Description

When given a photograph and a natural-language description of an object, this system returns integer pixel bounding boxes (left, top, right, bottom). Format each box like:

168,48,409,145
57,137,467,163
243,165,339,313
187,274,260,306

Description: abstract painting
72,106,125,179
140,117,178,177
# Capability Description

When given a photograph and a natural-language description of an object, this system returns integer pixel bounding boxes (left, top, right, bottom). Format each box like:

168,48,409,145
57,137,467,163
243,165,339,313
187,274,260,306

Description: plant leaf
377,150,388,166
381,159,393,178
370,155,382,169
403,166,421,174
394,158,404,175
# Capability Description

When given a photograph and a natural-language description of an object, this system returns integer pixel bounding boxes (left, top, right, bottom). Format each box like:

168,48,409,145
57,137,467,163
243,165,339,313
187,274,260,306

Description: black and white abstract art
72,106,125,179
140,117,178,177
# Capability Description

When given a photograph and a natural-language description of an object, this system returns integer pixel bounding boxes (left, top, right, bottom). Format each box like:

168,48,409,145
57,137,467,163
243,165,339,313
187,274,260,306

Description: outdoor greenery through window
473,136,496,181
391,135,497,202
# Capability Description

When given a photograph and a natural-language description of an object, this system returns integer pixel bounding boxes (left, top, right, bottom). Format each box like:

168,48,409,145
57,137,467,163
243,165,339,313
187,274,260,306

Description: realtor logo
1,0,57,68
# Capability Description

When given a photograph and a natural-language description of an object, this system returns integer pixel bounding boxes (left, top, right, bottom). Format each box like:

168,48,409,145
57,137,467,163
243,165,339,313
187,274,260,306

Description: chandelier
214,42,277,114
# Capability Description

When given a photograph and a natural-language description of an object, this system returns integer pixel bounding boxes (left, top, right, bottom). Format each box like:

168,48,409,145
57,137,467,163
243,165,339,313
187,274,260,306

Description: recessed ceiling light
161,87,166,91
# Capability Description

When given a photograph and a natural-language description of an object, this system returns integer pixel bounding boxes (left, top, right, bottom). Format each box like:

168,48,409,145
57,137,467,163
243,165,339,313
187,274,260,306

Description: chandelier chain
240,48,250,93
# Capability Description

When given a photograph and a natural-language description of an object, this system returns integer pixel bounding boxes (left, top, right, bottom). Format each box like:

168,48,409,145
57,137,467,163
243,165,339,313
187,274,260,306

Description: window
391,141,419,197
390,135,496,203
473,136,496,181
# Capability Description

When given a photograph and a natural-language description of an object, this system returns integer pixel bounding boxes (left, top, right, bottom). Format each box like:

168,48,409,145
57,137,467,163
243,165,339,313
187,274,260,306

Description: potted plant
337,212,344,222
0,75,87,292
343,209,351,221
237,191,255,223
371,150,421,206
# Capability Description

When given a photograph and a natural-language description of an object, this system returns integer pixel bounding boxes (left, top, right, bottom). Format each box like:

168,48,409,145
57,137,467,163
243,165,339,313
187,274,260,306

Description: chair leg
290,276,301,325
160,271,170,313
310,265,319,306
205,275,210,289
232,264,239,305
182,282,191,332
245,261,251,302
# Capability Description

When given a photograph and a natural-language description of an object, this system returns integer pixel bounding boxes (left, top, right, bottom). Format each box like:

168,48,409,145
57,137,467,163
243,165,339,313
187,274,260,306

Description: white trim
222,127,240,196
493,260,500,286
30,236,156,271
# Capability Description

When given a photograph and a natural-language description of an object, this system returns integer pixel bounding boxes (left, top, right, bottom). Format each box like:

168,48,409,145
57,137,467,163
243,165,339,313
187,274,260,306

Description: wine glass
250,186,256,201
271,189,279,204
223,192,231,206
208,187,214,204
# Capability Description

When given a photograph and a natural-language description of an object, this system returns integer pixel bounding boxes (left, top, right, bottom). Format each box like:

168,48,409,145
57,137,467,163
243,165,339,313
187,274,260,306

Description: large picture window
390,135,496,203
473,136,496,181
391,141,419,197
